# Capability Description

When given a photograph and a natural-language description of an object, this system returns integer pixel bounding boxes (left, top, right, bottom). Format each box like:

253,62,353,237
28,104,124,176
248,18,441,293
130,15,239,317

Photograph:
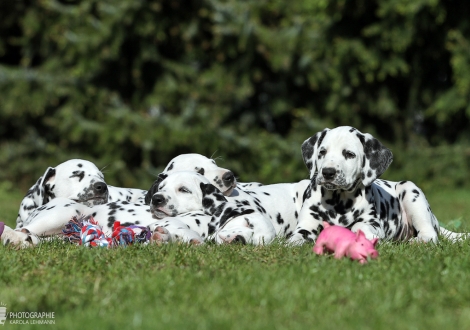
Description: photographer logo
0,303,6,326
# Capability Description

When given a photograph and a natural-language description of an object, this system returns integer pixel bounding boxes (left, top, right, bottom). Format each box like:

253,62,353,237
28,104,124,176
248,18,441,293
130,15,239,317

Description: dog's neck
312,178,366,202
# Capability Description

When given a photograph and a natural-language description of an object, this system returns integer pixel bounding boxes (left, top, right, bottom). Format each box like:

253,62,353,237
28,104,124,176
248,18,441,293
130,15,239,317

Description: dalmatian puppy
144,154,238,204
287,126,467,245
149,171,309,239
16,159,146,229
148,173,275,245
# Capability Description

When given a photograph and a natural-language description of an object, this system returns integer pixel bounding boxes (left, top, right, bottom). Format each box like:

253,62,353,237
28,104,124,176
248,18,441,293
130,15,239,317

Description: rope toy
62,215,151,248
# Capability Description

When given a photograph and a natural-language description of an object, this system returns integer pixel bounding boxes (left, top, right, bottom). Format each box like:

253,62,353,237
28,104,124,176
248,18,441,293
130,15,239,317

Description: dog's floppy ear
301,128,330,179
27,166,56,206
199,182,220,197
16,166,56,228
144,173,168,205
41,167,57,205
356,132,393,186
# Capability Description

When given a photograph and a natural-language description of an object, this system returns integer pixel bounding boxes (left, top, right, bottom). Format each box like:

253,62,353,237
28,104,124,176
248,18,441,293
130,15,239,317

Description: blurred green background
1,0,469,192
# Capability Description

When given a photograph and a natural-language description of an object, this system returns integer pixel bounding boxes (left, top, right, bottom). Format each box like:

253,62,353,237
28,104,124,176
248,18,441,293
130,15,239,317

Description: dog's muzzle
150,194,173,218
75,181,109,206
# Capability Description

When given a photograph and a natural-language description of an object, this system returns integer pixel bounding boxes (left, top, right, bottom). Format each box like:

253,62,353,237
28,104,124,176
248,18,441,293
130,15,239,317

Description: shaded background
1,0,469,192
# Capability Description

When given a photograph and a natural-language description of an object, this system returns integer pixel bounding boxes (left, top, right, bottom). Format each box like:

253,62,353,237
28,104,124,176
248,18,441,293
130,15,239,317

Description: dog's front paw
150,226,172,245
1,225,39,249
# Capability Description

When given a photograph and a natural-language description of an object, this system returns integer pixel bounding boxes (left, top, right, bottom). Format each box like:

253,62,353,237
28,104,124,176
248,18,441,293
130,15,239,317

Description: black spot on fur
298,229,314,242
202,198,214,209
232,235,246,244
382,180,392,188
69,171,85,182
108,202,120,210
107,216,116,228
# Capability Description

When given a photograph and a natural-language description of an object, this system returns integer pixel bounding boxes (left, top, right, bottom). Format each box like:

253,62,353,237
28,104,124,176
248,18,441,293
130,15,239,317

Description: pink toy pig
0,222,4,237
313,222,379,264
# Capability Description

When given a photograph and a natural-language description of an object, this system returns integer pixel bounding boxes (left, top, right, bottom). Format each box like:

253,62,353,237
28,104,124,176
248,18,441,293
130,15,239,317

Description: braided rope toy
62,215,151,248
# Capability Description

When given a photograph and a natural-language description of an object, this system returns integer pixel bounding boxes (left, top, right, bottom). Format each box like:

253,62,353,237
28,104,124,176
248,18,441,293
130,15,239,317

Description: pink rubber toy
313,222,379,264
0,222,4,237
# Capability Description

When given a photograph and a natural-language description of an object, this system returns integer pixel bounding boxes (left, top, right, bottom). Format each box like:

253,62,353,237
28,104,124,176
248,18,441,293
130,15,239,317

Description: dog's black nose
152,194,166,206
93,182,108,193
322,167,336,180
222,171,235,186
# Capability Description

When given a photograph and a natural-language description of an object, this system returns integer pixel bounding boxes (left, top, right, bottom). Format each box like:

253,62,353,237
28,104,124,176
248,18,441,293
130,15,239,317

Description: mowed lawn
1,185,470,330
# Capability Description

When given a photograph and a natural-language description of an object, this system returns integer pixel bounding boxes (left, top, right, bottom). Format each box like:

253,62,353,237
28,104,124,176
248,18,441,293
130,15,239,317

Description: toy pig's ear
355,230,365,240
370,238,379,247
322,221,330,229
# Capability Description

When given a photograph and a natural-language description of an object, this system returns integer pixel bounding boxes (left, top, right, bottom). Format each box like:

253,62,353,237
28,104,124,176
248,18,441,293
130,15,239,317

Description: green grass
1,185,470,329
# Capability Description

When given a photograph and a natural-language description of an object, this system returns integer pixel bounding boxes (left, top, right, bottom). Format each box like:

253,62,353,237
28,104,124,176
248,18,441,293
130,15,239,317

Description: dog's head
17,159,109,227
301,126,393,190
144,153,237,204
149,171,210,219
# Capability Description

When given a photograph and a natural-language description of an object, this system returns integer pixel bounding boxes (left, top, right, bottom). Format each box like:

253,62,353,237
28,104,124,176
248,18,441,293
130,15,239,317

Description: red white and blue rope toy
62,215,151,248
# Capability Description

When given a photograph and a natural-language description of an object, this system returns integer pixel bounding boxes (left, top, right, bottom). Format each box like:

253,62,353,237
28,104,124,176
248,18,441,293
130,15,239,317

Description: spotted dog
148,172,275,245
144,154,238,204
16,159,146,229
149,171,309,240
288,126,466,245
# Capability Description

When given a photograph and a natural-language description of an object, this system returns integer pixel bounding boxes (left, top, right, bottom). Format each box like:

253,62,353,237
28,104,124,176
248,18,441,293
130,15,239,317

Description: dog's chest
308,187,375,227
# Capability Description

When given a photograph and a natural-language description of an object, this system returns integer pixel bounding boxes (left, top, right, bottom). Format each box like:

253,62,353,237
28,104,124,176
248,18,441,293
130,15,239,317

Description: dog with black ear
16,159,111,229
144,154,238,205
288,126,466,245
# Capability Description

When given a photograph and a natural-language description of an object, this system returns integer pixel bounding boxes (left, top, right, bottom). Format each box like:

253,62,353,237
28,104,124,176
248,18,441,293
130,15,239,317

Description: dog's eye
319,149,327,156
343,150,356,159
179,187,191,193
